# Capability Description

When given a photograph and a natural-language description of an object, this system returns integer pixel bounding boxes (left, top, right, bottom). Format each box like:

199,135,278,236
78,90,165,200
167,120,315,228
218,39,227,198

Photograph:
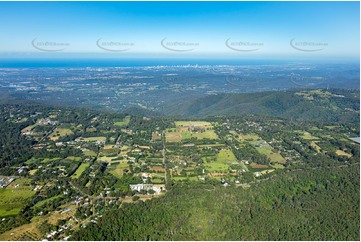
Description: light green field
0,178,35,216
97,156,116,163
270,163,285,169
49,127,73,141
325,125,339,130
66,156,82,161
233,131,286,165
171,176,199,181
197,144,226,147
72,162,90,179
109,163,129,178
152,132,162,141
180,129,219,140
336,150,352,158
41,157,61,163
83,150,97,156
165,130,182,142
300,131,319,140
206,162,229,172
310,141,321,153
21,124,37,133
216,149,237,163
236,133,261,142
166,129,219,142
34,195,63,208
114,116,131,127
204,149,236,172
29,169,38,175
259,169,275,175
82,136,106,142
257,147,286,164
175,121,213,127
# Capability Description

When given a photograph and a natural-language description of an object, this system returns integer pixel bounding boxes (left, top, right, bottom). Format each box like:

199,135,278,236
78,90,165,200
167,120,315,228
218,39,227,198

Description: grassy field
175,121,213,127
29,169,38,175
71,162,90,179
183,130,219,140
21,124,37,133
41,157,61,163
83,150,97,156
270,163,285,169
336,150,352,158
216,149,237,163
66,156,82,161
0,218,42,241
152,132,162,141
109,162,129,179
310,141,321,153
257,147,286,164
165,130,182,142
203,149,236,172
259,169,275,175
49,127,73,141
114,116,131,127
234,132,261,142
232,131,287,166
0,178,35,217
98,156,118,163
250,163,269,169
0,203,76,240
34,195,63,208
171,176,199,181
166,128,219,142
82,136,106,142
301,131,319,140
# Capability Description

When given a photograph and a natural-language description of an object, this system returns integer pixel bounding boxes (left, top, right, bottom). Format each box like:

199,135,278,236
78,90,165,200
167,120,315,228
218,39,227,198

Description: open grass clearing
114,116,131,127
34,195,64,208
270,163,285,169
81,136,106,142
171,176,199,181
29,169,38,175
336,150,352,158
109,162,129,179
49,127,73,141
250,163,269,169
21,124,37,133
41,157,61,163
301,131,319,140
175,121,213,127
0,178,35,217
83,150,97,157
257,147,286,164
310,141,321,153
205,162,229,172
183,130,219,140
165,131,182,142
259,169,275,175
66,156,82,161
216,149,237,163
72,162,90,179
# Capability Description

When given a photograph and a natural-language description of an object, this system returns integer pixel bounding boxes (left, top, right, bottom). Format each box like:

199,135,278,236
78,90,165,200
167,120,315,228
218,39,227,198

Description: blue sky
0,1,359,61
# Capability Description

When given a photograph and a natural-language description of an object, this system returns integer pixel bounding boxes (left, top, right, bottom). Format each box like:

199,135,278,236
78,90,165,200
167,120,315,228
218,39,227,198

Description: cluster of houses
0,176,15,188
187,125,205,132
129,183,165,194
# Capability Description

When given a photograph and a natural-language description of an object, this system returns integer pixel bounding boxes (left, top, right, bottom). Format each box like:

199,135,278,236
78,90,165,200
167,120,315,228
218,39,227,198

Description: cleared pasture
49,127,73,141
72,162,90,179
0,178,35,217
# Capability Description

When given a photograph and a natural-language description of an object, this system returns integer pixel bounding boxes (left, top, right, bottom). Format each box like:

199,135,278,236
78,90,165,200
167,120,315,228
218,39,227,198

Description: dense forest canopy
72,165,360,241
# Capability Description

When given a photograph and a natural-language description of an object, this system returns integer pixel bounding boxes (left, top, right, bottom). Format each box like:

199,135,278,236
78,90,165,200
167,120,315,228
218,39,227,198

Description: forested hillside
165,89,360,123
72,164,360,241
